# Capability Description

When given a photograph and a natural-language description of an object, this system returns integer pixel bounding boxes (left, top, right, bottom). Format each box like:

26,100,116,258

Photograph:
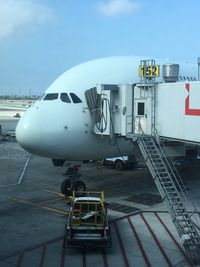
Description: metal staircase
139,59,157,135
137,133,200,263
136,59,200,263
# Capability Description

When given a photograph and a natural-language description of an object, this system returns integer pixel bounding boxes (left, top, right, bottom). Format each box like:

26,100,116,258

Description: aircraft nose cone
16,114,43,154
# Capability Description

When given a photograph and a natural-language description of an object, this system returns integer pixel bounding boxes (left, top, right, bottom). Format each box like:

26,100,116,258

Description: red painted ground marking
111,210,142,223
16,253,24,267
102,249,109,267
113,221,131,267
82,249,87,267
110,210,168,223
39,246,46,267
0,236,64,262
127,217,152,267
140,213,173,267
60,248,65,267
155,212,195,267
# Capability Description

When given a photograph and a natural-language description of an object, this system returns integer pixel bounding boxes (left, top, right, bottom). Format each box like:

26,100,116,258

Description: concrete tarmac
0,123,200,266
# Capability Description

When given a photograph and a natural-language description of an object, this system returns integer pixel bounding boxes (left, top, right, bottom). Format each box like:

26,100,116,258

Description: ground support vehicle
63,191,111,248
102,156,137,171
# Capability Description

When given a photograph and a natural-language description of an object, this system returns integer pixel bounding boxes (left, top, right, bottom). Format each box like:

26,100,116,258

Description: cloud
0,0,53,39
98,0,140,16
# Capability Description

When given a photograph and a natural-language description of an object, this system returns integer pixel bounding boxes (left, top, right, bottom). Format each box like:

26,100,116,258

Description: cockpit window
70,93,82,103
43,93,58,101
60,93,71,103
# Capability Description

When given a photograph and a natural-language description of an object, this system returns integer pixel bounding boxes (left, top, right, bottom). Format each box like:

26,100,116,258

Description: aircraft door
134,100,149,134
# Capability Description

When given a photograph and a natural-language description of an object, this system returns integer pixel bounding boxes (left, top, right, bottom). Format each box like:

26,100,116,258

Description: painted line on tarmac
39,246,46,267
127,217,151,267
60,248,66,267
1,211,197,266
43,188,64,197
140,213,173,267
82,249,87,267
18,153,32,184
0,236,63,261
0,153,32,189
113,221,130,267
9,197,68,216
102,249,109,267
38,197,66,205
155,212,195,267
16,253,24,267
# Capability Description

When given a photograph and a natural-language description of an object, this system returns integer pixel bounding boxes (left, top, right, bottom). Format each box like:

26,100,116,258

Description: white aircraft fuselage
16,56,196,161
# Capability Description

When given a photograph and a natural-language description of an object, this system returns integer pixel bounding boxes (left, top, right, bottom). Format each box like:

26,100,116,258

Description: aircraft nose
16,113,43,154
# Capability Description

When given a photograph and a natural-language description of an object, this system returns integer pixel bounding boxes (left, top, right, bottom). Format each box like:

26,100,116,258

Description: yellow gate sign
139,65,160,77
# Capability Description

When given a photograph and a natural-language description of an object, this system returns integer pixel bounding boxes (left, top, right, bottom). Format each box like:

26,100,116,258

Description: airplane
15,55,197,194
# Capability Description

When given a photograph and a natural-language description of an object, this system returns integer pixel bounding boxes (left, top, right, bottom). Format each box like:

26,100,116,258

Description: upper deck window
60,93,71,103
43,93,58,101
70,93,82,103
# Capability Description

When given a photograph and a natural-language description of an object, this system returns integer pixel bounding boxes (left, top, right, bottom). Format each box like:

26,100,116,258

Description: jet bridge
85,79,200,143
85,59,200,263
85,83,200,143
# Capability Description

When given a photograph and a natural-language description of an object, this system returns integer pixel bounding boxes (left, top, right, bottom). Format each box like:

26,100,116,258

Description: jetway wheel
115,159,124,171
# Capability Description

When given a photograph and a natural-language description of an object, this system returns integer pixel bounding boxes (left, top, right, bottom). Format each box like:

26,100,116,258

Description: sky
0,0,200,96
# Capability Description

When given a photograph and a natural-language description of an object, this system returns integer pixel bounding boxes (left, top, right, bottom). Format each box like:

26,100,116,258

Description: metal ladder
137,133,200,263
139,59,157,135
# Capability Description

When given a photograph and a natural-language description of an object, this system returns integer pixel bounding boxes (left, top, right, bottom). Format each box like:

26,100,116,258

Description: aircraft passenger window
137,102,145,116
70,93,82,103
187,77,190,81
43,93,58,100
60,93,71,103
183,76,186,80
180,76,183,81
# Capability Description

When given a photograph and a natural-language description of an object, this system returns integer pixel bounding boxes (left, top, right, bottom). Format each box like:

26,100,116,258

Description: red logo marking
185,83,200,116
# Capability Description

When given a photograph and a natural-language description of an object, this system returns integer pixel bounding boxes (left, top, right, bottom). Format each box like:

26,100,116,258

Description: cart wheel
115,159,124,171
61,179,71,196
75,181,86,195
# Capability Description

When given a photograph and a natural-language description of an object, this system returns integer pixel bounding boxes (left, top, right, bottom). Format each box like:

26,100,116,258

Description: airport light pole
198,57,200,80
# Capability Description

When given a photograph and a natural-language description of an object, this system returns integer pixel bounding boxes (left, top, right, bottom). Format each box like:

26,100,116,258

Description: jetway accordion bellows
85,87,101,125
163,64,179,82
